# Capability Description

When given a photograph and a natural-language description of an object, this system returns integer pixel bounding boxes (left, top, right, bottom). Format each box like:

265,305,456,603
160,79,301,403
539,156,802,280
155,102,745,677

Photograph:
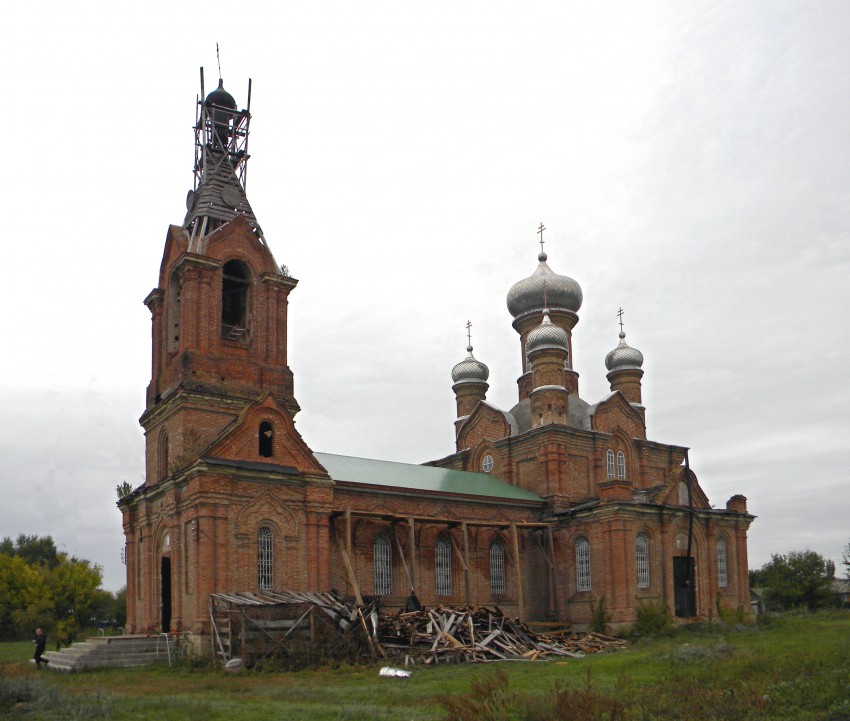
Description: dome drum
512,307,579,335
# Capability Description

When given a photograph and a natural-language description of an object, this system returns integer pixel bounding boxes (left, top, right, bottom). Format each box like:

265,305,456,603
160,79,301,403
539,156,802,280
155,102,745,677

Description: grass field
2,611,850,720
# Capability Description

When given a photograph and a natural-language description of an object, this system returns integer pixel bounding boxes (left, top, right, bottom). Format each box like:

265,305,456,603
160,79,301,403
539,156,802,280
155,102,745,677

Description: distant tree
0,534,59,569
112,586,127,627
843,540,850,579
0,554,50,639
47,555,104,629
825,559,836,580
755,550,836,611
0,535,107,640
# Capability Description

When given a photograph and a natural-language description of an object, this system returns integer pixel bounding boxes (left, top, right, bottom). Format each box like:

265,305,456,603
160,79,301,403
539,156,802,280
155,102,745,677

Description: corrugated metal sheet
314,452,543,502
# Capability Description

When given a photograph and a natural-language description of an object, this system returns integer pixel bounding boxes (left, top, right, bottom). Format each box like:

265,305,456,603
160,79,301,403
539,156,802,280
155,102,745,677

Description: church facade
118,73,754,639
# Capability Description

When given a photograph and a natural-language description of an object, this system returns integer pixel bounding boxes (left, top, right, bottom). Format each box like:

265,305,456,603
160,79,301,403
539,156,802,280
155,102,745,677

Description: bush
630,600,672,637
589,597,611,634
444,668,626,721
717,601,752,626
444,668,513,721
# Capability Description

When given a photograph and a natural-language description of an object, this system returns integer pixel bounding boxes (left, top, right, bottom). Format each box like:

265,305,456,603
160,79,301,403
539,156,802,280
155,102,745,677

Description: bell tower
141,69,299,486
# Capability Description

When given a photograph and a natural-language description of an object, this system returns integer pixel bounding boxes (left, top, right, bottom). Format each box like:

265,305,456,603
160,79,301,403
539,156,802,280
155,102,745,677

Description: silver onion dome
507,252,583,318
605,332,644,371
452,345,490,385
526,308,569,355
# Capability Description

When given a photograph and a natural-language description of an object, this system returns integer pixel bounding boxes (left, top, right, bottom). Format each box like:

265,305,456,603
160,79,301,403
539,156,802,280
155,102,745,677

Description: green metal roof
315,452,543,503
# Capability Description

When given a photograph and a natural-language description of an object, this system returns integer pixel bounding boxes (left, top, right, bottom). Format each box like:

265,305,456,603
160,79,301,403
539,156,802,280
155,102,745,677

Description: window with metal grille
374,533,393,595
617,451,626,479
717,537,728,588
435,536,452,596
258,527,273,590
636,533,650,589
575,537,591,592
490,540,506,595
606,449,615,478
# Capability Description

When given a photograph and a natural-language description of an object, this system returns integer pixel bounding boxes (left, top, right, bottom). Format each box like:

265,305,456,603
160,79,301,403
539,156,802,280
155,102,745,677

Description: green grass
1,611,849,720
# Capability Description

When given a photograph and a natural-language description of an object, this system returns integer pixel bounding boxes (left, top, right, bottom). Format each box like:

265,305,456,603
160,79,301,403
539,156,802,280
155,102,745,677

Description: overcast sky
2,1,848,592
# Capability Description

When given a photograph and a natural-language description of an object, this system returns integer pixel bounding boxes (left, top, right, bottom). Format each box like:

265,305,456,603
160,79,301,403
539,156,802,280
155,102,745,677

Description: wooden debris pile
376,606,625,664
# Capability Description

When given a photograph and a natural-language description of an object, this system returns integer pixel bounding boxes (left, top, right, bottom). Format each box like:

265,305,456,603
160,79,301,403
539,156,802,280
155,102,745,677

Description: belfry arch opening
166,271,181,354
222,260,250,341
259,421,274,458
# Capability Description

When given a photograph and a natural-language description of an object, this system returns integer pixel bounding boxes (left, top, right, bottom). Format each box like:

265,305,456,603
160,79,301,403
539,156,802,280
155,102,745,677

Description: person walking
32,628,48,669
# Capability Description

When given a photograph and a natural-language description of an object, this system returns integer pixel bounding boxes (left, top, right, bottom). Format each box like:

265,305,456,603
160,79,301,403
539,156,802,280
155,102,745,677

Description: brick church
118,72,754,639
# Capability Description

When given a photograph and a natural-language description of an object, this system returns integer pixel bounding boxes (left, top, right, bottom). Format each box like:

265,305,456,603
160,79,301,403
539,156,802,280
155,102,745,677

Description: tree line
748,542,849,612
0,534,125,643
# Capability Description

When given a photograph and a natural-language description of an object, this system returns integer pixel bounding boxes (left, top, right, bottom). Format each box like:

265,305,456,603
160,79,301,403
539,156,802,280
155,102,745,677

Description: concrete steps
42,635,180,673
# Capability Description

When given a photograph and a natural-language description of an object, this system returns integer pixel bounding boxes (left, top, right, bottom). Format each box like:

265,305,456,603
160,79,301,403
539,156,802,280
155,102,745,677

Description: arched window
606,450,615,479
575,537,591,592
617,451,626,479
158,430,169,480
259,421,274,458
435,535,452,596
373,533,393,595
258,527,273,590
636,533,650,589
489,539,506,595
717,537,728,588
221,260,250,340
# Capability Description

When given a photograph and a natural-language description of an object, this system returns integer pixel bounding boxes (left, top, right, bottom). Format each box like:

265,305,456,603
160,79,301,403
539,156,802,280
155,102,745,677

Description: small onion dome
205,79,237,110
507,251,583,318
605,332,644,371
452,345,490,385
525,308,569,355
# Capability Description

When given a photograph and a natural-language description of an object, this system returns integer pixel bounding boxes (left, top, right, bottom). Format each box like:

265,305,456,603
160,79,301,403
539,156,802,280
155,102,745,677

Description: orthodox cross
617,307,625,333
216,43,222,80
537,222,546,253
466,320,472,346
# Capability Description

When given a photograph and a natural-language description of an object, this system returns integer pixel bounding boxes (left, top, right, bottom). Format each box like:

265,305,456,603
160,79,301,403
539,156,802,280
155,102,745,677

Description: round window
481,454,494,473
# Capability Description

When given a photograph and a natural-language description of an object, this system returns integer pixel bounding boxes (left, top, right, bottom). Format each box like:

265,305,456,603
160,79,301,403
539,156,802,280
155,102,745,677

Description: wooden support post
335,533,364,606
511,523,525,620
394,528,415,593
407,517,417,593
462,523,471,606
345,507,352,558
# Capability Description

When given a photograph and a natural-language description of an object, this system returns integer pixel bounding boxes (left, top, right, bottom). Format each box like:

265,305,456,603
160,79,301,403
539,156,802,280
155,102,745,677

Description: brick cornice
143,288,164,309
260,272,298,291
172,253,220,275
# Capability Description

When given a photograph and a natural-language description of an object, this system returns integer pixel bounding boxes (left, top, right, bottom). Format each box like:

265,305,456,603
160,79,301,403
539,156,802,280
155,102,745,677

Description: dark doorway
161,557,172,633
673,556,696,617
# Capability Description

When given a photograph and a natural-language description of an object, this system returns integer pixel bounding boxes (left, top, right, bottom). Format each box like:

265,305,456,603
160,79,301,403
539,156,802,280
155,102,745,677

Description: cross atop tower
537,222,546,253
617,307,625,333
466,320,472,346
